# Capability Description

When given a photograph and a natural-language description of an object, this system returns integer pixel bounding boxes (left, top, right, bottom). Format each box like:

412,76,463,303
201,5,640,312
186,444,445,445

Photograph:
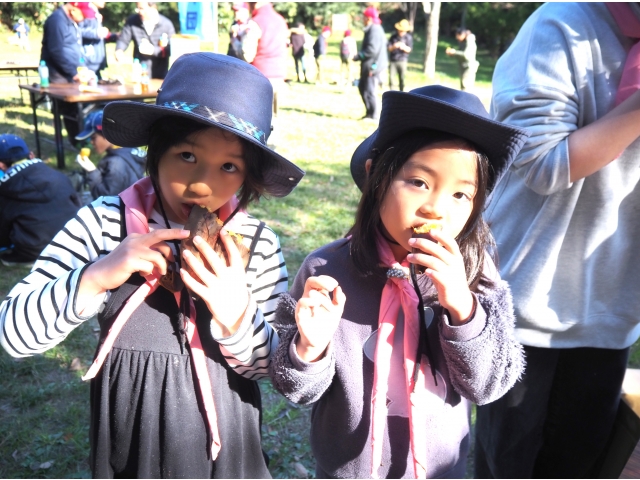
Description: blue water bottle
38,60,49,88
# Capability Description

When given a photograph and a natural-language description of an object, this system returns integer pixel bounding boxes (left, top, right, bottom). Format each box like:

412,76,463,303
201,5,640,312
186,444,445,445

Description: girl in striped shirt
0,53,304,478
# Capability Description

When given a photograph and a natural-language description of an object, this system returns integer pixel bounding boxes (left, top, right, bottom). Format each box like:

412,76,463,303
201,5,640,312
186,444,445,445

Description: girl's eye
179,152,196,163
221,162,238,173
454,192,472,201
410,179,427,188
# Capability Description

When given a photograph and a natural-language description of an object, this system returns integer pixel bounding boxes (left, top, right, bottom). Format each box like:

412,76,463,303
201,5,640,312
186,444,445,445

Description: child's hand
407,229,475,325
180,230,249,338
80,228,189,298
295,275,346,363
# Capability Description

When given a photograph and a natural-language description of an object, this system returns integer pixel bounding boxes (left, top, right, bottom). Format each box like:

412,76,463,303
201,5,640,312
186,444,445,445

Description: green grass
2,23,625,479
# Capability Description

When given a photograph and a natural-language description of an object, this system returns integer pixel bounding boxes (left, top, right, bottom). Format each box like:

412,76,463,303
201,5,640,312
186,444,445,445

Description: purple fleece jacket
269,238,524,478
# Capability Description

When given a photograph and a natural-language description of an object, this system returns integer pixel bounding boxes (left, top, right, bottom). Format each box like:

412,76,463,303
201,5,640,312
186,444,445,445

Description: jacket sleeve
0,199,121,357
45,15,79,79
87,155,129,199
439,261,525,405
78,19,101,41
214,223,287,380
489,10,585,196
115,20,133,51
269,256,336,405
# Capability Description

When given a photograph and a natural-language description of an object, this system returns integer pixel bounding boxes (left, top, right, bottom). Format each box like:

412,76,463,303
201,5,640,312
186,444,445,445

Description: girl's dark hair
145,116,275,210
349,129,496,292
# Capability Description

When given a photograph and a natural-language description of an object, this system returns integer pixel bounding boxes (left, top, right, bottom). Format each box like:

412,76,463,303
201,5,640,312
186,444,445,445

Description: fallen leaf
294,462,308,477
39,461,54,469
70,358,83,371
11,450,19,461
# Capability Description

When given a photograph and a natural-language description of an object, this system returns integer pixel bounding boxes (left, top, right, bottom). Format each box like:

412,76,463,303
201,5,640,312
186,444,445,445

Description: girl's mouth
181,203,196,220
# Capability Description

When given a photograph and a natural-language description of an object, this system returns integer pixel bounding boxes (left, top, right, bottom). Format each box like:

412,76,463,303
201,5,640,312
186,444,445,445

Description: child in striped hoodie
0,53,303,478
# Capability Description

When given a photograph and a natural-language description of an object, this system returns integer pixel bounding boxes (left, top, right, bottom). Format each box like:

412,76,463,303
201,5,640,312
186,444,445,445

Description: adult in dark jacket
41,3,85,83
0,135,81,266
40,3,86,144
115,2,175,79
355,6,388,120
75,110,146,199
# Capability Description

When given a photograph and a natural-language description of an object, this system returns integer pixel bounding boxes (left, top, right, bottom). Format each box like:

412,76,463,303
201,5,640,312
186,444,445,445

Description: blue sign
178,2,216,41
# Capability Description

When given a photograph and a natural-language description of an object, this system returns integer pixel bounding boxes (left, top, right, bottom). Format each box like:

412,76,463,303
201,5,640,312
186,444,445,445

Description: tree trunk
460,3,468,29
423,1,441,79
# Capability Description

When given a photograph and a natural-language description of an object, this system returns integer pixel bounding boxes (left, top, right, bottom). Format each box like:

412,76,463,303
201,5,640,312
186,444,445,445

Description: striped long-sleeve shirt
0,196,287,380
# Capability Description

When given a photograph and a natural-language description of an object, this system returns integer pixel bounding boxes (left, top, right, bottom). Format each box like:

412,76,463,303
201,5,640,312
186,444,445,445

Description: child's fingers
150,241,175,263
180,267,208,299
308,290,340,314
143,228,190,245
218,230,244,267
332,286,346,309
303,275,340,297
182,247,216,284
427,229,461,257
192,235,227,275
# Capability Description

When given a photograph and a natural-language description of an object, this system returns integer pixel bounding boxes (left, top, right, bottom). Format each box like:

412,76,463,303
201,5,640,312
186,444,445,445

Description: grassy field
2,24,639,479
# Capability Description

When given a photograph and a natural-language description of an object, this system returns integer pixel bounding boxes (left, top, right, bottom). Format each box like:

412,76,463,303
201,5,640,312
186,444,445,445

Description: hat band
163,101,267,144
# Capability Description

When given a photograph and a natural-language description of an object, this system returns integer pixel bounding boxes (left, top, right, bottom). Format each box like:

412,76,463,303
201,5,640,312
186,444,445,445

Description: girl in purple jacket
270,85,529,478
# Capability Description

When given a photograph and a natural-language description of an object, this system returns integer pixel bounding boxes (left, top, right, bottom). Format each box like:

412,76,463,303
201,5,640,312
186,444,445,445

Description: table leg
29,90,41,159
52,99,65,169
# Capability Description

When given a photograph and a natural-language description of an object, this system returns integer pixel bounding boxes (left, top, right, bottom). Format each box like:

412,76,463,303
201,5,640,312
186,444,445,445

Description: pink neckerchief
82,176,246,460
607,3,640,105
370,231,429,479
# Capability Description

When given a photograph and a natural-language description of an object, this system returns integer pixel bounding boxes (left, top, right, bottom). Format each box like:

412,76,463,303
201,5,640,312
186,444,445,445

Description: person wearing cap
339,29,358,86
0,134,81,267
75,110,146,200
270,85,528,479
355,6,388,120
78,2,112,79
0,52,304,478
41,2,85,83
40,2,87,145
445,28,479,92
388,19,413,92
12,18,31,51
313,26,331,84
115,2,175,79
474,4,640,478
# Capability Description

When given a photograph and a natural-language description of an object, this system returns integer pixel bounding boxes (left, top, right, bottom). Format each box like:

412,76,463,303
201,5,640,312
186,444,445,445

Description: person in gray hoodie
475,3,640,478
75,109,146,200
270,85,529,479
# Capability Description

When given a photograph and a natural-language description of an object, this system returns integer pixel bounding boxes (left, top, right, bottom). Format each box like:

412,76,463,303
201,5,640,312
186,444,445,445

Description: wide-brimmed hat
350,85,529,197
102,52,305,197
394,19,411,32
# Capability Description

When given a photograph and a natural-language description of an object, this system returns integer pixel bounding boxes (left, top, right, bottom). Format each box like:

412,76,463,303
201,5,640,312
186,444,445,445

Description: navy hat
350,85,530,198
102,52,305,197
76,110,103,141
0,134,30,163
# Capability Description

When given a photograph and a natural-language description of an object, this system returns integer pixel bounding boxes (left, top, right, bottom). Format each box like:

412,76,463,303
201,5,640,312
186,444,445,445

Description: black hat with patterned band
350,85,530,200
102,52,304,197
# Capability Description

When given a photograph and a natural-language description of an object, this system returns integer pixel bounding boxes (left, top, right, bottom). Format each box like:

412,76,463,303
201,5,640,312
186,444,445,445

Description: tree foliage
440,2,542,57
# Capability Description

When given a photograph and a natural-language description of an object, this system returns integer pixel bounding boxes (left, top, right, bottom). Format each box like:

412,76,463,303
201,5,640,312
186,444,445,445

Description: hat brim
75,128,95,141
102,101,304,198
351,90,529,195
